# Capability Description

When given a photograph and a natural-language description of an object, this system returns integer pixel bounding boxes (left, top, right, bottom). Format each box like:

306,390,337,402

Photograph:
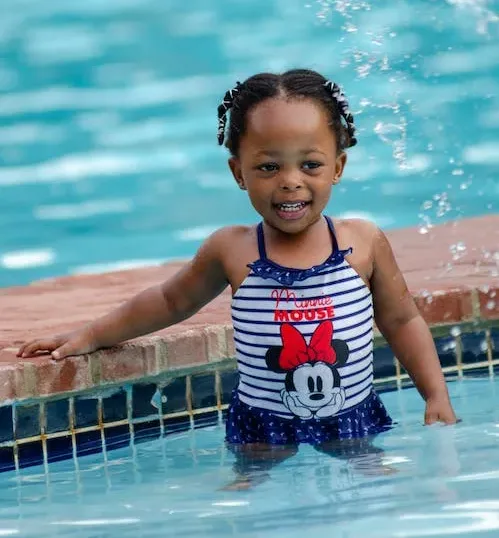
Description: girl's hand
17,328,98,361
424,395,458,425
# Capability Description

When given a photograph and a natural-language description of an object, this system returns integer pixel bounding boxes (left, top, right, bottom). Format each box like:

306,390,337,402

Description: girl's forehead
242,97,336,150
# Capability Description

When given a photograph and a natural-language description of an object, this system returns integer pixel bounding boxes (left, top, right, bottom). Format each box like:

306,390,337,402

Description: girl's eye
257,163,279,173
302,161,322,170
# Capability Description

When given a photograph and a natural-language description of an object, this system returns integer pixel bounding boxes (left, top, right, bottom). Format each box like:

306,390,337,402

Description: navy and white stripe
232,257,374,419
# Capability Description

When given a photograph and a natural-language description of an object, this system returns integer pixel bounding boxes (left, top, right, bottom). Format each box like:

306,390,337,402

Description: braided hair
217,69,357,157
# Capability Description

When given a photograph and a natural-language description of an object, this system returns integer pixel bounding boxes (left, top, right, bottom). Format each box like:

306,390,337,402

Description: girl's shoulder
328,217,386,284
330,217,381,251
199,224,258,262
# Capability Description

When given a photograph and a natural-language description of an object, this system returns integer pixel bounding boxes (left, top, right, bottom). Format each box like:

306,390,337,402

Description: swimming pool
0,0,498,287
0,377,498,537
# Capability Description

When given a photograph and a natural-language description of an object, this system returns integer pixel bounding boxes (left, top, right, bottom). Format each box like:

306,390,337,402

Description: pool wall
0,215,498,471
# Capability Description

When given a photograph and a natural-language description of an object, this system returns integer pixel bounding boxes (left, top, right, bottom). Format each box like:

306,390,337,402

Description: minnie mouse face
265,321,349,420
288,362,339,410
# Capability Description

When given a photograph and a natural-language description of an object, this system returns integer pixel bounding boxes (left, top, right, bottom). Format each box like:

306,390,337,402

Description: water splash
446,0,499,35
449,241,467,261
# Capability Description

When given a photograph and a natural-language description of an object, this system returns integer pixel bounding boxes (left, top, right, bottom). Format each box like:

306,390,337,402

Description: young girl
18,69,456,481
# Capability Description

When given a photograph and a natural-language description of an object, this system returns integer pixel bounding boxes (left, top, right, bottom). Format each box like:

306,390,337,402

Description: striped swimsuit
226,216,392,445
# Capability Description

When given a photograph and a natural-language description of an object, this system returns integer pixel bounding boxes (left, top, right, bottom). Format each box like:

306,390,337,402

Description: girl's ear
228,157,246,190
332,152,347,185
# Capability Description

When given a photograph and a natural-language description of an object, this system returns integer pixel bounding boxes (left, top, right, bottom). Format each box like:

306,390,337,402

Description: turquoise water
1,379,499,537
0,0,498,287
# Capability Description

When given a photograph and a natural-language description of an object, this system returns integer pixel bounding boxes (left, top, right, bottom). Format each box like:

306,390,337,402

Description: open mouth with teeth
273,201,311,220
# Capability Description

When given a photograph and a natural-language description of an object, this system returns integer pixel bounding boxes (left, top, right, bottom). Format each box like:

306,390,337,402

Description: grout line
455,335,463,380
486,329,494,378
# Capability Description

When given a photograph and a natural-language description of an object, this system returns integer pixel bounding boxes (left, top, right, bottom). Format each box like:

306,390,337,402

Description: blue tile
104,425,131,451
74,397,98,429
434,336,458,368
132,383,159,419
373,346,396,379
164,415,191,435
375,381,399,394
46,436,73,464
18,441,43,469
0,406,13,443
462,366,490,378
76,430,102,458
161,377,187,414
193,410,219,429
491,328,499,360
461,332,488,364
191,373,216,409
15,404,40,439
220,369,238,405
0,447,15,472
46,399,69,434
102,389,127,423
134,420,161,444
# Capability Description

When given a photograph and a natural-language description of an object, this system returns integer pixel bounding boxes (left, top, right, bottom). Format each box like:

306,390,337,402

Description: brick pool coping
0,215,498,404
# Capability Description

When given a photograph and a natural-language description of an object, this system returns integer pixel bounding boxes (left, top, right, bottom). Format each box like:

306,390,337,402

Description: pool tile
461,332,487,364
193,410,219,429
76,430,103,458
0,447,15,472
373,346,396,379
134,420,161,443
45,399,69,434
191,373,216,409
434,336,458,368
375,380,399,394
164,415,191,434
161,377,187,414
132,383,159,419
491,328,499,360
220,369,238,405
0,406,13,443
15,404,40,439
18,441,43,469
462,366,491,378
102,388,128,423
74,397,98,429
46,436,73,464
104,425,131,451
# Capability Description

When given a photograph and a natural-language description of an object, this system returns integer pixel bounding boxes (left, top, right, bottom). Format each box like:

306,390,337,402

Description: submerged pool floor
1,378,499,537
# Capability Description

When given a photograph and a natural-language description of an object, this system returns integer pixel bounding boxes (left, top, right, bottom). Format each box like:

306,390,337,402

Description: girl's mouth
273,201,310,220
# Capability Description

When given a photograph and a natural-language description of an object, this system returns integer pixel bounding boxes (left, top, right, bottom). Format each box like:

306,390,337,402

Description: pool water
1,377,499,537
0,0,498,287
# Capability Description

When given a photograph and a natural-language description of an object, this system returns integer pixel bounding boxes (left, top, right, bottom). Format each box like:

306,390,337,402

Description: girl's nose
279,172,304,191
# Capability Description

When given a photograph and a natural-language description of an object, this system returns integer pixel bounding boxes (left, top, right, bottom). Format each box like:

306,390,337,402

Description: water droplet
419,226,429,235
487,300,496,311
450,326,461,337
422,200,433,210
452,169,464,176
449,241,467,260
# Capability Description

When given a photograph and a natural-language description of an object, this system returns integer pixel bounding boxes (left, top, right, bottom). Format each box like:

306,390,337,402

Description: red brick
225,325,235,358
98,343,149,384
0,365,17,401
478,285,499,320
164,330,208,369
414,289,473,325
34,356,91,396
204,325,229,362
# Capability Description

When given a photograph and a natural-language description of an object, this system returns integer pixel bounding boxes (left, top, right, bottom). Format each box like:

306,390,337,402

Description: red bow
278,321,336,370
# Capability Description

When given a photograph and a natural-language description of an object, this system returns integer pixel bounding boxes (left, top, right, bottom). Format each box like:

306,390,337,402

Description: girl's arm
369,227,457,424
18,229,231,360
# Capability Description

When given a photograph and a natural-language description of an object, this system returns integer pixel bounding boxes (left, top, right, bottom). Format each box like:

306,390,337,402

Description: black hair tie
324,80,357,148
217,82,243,145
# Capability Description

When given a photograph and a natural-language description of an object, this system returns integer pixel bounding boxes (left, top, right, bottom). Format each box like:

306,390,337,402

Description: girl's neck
261,215,334,269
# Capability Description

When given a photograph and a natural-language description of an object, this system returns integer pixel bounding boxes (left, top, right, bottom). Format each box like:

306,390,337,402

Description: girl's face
229,97,347,235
